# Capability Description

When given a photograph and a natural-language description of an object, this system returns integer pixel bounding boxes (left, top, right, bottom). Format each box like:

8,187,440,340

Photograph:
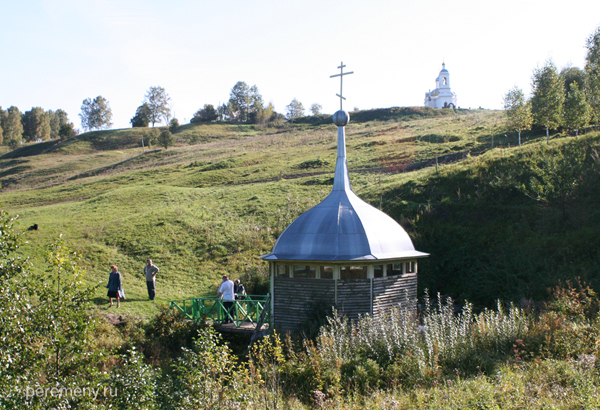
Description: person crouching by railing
234,279,246,300
217,275,235,324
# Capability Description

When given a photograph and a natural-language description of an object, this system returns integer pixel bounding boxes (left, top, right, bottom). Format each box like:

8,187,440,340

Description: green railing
169,294,271,328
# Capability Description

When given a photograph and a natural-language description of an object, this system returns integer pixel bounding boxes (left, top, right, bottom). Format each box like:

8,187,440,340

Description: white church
424,63,457,109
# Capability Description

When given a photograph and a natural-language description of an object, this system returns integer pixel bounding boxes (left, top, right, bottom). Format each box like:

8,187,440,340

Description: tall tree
79,96,113,131
33,238,99,385
503,87,532,147
563,82,591,137
247,85,265,123
0,107,5,146
47,110,59,139
22,107,51,142
217,103,229,121
531,60,564,143
191,104,218,123
55,109,69,127
228,81,251,122
286,98,305,120
46,109,70,139
143,86,171,127
1,106,23,148
310,103,323,116
58,123,76,140
560,66,586,96
0,208,35,403
585,26,600,128
255,101,275,124
130,103,152,127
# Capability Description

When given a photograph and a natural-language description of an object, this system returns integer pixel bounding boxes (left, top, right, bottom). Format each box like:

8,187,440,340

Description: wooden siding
372,273,417,316
273,277,335,332
273,274,417,332
336,278,371,320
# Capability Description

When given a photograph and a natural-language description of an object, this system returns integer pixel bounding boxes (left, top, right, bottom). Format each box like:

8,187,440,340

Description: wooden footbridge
169,294,270,335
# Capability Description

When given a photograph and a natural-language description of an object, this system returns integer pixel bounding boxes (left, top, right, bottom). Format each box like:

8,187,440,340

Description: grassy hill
2,106,599,317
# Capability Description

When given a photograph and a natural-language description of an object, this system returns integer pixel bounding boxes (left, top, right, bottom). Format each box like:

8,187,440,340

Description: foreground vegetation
1,211,599,408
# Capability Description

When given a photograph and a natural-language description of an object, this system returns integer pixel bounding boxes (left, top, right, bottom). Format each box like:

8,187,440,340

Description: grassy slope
2,107,598,317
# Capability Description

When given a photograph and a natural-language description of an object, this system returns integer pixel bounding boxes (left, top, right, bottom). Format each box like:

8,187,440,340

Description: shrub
295,158,329,169
107,348,158,409
158,129,174,149
548,278,599,321
163,327,245,408
140,305,205,365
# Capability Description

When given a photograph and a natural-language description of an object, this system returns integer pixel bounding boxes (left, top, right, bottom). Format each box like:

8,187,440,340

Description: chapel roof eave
260,250,430,263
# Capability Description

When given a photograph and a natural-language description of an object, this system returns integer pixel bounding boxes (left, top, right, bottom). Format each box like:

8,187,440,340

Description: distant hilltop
293,106,473,125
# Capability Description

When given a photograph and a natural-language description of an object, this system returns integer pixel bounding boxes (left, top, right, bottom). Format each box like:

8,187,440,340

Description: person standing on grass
217,275,235,324
106,265,122,308
144,258,159,300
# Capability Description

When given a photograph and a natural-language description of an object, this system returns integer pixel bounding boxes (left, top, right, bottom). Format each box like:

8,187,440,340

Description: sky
1,0,600,130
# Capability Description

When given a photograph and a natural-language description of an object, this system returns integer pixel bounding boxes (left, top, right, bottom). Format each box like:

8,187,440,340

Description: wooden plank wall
273,277,335,332
273,274,417,332
372,273,417,316
336,279,371,320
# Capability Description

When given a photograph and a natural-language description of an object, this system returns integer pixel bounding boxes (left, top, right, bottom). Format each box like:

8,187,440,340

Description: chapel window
293,265,316,278
340,266,367,279
386,263,404,276
276,265,289,277
320,266,334,279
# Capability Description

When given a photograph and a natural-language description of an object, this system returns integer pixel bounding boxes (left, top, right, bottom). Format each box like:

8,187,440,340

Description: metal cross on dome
330,61,354,110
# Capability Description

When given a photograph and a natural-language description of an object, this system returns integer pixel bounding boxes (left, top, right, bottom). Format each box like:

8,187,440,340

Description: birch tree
79,96,113,131
585,26,600,128
503,87,532,146
143,86,171,127
531,60,564,143
563,82,591,137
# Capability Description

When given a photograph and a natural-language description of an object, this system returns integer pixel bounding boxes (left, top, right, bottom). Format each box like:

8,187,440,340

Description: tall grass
315,294,528,373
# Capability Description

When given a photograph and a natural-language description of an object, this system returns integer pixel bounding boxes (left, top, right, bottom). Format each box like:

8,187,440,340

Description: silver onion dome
261,115,428,262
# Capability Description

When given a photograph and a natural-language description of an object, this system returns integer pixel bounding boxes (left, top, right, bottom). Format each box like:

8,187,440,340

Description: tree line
0,81,324,150
78,82,324,136
504,26,600,145
0,106,76,148
130,82,323,128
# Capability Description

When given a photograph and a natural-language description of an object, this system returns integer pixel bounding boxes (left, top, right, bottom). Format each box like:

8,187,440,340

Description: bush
163,327,246,408
295,158,329,169
135,305,205,366
107,348,158,409
158,129,174,149
169,118,179,132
